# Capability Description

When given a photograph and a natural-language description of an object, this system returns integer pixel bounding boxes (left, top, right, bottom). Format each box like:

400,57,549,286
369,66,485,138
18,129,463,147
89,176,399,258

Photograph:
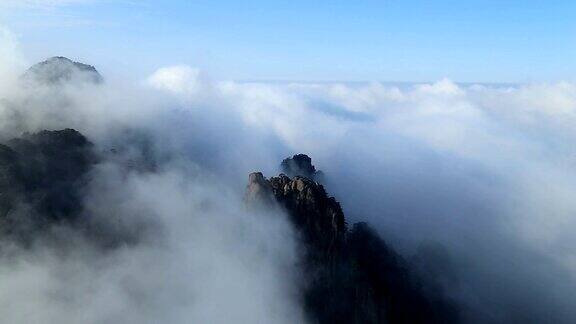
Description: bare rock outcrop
246,155,460,324
280,153,324,182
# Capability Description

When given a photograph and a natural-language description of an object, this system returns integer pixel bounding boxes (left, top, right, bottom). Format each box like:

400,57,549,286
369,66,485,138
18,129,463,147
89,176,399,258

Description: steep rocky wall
245,155,460,324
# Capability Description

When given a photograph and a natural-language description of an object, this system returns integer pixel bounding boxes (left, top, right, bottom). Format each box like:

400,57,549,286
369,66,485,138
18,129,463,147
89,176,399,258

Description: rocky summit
280,153,324,182
246,155,460,324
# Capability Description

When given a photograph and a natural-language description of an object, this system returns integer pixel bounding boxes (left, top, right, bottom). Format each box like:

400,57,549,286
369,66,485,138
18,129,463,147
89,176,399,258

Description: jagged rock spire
280,154,324,182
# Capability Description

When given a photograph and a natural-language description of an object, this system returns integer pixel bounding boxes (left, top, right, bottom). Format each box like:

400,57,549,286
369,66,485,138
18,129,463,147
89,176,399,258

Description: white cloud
147,65,203,95
0,25,25,96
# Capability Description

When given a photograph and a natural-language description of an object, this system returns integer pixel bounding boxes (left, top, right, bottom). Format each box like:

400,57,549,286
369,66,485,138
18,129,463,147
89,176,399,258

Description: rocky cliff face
247,171,345,261
246,155,459,324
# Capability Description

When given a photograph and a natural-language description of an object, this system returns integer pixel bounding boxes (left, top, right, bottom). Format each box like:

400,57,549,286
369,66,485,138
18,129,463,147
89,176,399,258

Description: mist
1,34,576,323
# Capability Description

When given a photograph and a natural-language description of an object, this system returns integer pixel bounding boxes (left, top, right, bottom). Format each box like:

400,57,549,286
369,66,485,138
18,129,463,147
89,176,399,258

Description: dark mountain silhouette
246,154,460,324
0,129,96,237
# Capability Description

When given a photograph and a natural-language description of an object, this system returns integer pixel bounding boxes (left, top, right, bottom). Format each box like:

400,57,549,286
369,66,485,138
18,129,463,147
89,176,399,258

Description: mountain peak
23,56,103,85
280,153,324,182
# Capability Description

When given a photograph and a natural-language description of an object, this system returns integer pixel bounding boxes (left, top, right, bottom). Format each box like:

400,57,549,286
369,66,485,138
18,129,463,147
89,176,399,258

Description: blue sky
1,0,574,82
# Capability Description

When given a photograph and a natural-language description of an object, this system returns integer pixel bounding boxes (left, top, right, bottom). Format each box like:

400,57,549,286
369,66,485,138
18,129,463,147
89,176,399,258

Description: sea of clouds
1,27,576,323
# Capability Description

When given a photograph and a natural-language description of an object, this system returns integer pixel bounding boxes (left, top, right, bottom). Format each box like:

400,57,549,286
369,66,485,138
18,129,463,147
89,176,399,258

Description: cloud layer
144,70,576,323
1,32,576,323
